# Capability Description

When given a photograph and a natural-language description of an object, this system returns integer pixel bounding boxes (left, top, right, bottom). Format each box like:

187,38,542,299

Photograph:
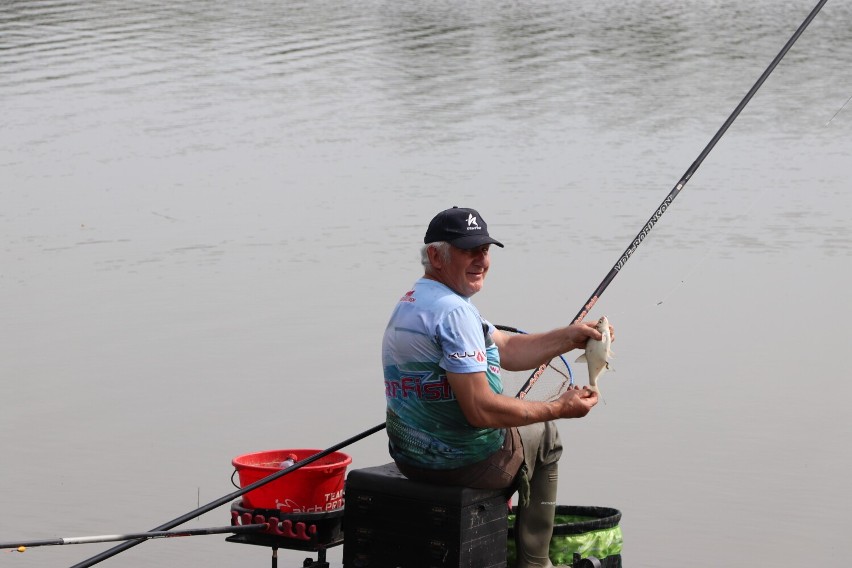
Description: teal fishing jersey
382,277,505,469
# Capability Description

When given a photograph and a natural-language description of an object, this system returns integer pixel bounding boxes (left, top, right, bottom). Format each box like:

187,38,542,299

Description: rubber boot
514,461,558,568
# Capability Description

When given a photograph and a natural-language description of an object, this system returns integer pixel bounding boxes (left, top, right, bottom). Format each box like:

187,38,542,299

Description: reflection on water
2,1,850,567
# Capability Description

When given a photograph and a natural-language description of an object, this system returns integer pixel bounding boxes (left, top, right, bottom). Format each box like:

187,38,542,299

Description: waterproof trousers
515,421,563,568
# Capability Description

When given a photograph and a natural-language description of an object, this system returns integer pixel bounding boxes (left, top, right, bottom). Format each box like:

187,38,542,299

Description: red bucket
232,449,352,513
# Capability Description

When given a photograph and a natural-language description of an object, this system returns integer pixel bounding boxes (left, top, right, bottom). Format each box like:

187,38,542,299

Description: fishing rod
2,524,268,551
515,0,829,399
69,422,386,568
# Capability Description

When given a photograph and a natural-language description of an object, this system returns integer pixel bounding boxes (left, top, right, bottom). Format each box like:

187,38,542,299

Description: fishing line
515,0,829,399
652,181,773,308
825,92,852,126
658,93,846,306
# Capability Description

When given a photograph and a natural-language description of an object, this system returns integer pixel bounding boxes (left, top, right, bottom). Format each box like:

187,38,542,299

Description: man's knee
518,421,563,471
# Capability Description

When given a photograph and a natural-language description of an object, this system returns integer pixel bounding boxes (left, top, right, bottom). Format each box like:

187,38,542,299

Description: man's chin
465,281,484,295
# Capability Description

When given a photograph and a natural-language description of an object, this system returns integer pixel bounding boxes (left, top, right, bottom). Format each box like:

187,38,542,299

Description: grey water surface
2,1,851,567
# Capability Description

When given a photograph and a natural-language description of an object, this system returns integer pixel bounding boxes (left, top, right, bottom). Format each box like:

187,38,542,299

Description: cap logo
466,214,480,230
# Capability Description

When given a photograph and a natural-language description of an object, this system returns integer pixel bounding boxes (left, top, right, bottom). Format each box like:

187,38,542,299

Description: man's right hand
555,385,599,418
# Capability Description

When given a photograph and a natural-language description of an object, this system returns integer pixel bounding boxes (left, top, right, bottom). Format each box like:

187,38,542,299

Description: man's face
438,244,491,297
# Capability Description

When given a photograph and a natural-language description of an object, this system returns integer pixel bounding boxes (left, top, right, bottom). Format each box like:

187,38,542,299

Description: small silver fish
575,316,614,396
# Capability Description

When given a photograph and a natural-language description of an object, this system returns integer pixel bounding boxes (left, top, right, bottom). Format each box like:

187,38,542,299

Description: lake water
2,1,851,566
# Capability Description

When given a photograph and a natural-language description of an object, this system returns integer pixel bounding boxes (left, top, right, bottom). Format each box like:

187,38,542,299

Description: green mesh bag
507,505,623,567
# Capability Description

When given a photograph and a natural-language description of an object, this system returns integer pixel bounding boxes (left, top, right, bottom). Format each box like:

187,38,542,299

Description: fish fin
609,349,615,357
575,353,587,363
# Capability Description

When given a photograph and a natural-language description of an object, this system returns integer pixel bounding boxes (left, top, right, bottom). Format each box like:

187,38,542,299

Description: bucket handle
230,469,240,489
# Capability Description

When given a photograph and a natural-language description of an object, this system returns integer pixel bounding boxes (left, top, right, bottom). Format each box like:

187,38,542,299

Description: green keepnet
507,507,623,566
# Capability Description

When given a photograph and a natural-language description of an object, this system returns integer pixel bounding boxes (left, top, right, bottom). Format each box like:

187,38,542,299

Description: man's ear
426,245,444,270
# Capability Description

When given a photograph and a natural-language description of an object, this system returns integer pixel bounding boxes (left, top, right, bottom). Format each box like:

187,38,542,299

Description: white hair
421,241,451,270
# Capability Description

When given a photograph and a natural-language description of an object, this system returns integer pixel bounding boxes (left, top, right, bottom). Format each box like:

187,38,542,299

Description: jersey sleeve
436,304,488,374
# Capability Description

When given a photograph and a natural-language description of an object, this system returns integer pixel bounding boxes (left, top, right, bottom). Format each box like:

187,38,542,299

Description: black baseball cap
424,206,504,250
